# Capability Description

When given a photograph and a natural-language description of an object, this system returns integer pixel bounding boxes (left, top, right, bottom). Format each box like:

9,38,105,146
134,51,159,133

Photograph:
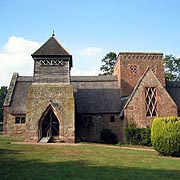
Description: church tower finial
52,30,55,37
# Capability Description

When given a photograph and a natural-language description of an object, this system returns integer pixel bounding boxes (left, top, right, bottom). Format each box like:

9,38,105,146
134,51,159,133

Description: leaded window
145,87,157,117
15,116,26,124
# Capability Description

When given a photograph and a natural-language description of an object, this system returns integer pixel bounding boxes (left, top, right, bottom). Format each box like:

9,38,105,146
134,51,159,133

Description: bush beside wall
151,116,180,157
125,127,152,146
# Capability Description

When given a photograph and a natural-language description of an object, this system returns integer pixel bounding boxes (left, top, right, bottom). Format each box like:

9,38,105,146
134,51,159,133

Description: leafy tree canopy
99,52,117,76
0,86,8,122
164,54,180,81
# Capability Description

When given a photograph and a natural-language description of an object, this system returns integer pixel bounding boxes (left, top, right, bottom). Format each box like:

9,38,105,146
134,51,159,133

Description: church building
3,34,180,143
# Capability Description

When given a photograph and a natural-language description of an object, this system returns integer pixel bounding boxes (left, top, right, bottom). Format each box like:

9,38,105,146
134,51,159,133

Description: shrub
100,128,118,144
151,116,180,157
125,127,151,146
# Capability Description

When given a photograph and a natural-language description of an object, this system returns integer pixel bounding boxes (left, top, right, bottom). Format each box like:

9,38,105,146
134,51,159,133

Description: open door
38,107,59,142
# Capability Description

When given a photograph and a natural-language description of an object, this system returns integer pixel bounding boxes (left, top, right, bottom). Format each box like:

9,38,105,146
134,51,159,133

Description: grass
0,136,180,180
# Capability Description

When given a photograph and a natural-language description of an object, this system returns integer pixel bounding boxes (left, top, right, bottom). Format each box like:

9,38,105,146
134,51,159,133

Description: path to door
10,141,155,152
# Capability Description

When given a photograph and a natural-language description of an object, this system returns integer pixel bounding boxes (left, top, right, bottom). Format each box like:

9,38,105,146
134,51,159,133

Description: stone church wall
3,107,26,137
26,84,75,142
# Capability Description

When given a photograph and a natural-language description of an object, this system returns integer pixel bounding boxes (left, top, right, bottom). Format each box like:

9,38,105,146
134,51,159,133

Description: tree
0,86,8,122
164,54,180,81
99,52,117,76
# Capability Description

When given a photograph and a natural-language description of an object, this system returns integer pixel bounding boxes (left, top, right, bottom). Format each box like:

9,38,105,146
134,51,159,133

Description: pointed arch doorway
38,107,59,141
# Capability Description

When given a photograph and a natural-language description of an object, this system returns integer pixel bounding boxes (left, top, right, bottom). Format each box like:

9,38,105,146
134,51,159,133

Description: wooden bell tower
31,34,72,84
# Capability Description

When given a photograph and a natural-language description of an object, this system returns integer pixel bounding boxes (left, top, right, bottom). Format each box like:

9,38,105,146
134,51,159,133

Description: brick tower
114,52,165,96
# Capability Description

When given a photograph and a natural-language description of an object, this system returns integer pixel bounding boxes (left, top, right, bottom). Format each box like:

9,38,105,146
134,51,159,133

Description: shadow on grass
0,148,179,180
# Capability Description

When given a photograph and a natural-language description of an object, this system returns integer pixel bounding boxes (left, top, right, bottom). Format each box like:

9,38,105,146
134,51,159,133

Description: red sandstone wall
124,70,177,128
114,59,121,88
114,53,165,96
3,107,26,138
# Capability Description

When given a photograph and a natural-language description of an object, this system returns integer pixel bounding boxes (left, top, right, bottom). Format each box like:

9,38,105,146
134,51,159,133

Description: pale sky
1,0,180,86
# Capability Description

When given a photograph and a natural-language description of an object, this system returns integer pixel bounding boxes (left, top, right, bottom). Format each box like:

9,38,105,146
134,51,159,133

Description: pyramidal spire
31,34,73,68
32,34,70,56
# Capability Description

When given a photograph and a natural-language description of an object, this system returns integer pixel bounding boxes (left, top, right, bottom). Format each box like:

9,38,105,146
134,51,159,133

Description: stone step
49,136,62,143
39,136,51,143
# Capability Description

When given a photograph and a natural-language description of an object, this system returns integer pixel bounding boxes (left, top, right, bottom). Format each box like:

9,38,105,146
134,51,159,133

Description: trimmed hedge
151,116,180,157
100,128,118,144
125,127,152,146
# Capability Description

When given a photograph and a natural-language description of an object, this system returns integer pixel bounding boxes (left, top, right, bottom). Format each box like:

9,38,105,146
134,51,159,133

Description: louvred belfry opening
145,87,157,117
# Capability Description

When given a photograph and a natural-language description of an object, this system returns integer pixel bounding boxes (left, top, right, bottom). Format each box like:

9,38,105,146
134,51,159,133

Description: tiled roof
6,75,122,114
166,81,180,87
71,76,122,113
166,81,180,115
32,35,71,56
74,89,121,114
7,76,32,114
71,75,117,82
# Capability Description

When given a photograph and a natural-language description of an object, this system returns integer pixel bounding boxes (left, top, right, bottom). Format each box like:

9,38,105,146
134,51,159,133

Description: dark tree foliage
0,86,8,122
164,54,180,81
99,52,117,76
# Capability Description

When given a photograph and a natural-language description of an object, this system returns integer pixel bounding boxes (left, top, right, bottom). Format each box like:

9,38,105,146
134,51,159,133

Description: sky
0,0,180,87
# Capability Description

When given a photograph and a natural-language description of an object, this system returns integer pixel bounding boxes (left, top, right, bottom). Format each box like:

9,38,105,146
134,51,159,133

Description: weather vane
52,30,55,36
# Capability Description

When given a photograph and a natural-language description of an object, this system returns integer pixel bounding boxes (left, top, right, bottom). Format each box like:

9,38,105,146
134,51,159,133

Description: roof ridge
32,36,52,55
53,36,71,55
71,75,117,82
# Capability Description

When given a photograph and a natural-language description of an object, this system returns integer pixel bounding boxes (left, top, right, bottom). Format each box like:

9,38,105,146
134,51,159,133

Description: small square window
15,117,20,124
110,116,115,122
15,116,26,124
21,117,26,123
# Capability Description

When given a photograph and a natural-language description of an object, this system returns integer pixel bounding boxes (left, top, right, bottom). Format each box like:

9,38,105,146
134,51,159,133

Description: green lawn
0,136,180,180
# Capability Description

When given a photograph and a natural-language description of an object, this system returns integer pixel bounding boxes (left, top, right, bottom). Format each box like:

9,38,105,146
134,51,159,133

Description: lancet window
145,87,157,117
